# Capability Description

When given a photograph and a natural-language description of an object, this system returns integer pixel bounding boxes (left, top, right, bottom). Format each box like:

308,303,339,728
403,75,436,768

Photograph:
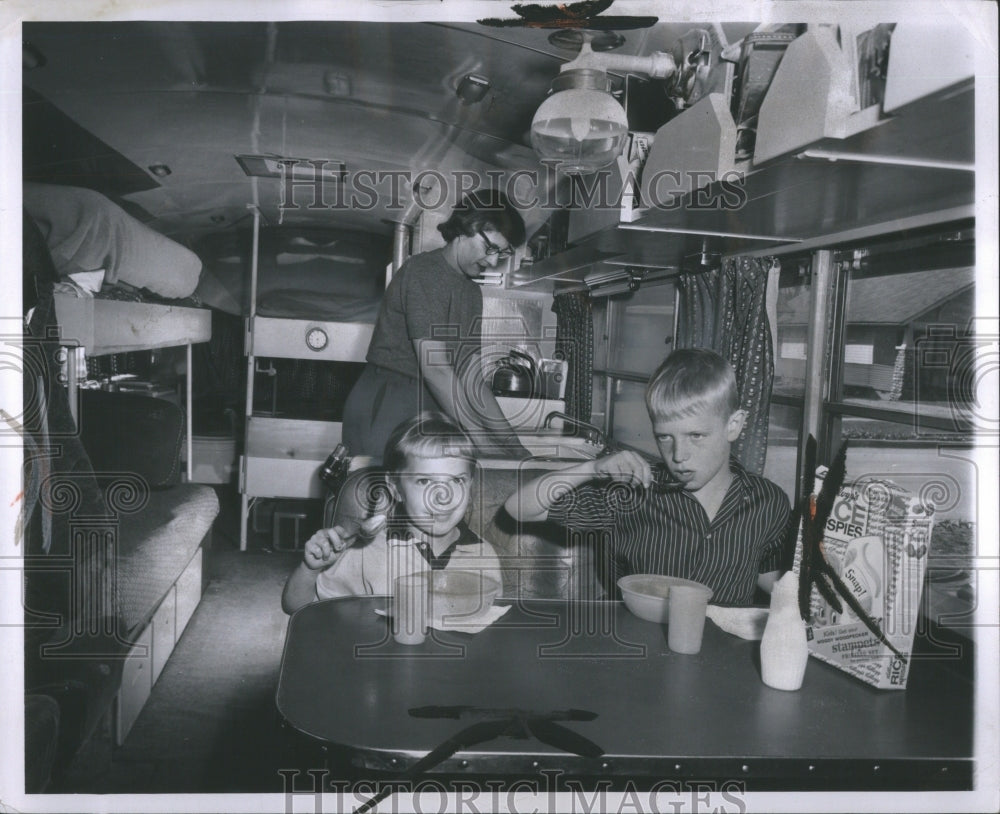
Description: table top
276,597,974,785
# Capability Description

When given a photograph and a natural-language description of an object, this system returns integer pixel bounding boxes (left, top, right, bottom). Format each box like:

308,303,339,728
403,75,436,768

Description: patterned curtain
675,256,778,474
551,291,594,423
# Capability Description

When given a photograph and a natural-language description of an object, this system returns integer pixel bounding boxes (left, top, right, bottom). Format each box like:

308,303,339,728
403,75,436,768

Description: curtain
551,291,594,423
675,256,778,474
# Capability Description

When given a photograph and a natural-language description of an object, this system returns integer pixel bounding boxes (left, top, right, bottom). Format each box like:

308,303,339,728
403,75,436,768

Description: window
766,236,978,527
607,287,676,374
834,263,976,445
772,229,980,624
772,263,811,400
591,281,676,453
826,259,978,570
610,380,659,455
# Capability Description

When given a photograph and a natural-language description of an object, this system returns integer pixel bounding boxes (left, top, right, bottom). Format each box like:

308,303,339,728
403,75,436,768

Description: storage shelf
515,81,975,289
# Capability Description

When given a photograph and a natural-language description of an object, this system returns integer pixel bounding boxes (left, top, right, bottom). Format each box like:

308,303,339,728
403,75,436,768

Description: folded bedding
25,182,203,299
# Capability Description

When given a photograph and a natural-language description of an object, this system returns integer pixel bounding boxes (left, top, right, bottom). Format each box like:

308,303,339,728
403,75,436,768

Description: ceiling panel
22,18,756,242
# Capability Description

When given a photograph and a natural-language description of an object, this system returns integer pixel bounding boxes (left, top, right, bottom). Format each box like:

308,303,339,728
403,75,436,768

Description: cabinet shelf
514,81,975,290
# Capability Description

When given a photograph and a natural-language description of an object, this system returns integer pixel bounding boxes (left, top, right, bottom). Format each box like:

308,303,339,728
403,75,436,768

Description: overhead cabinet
514,22,976,288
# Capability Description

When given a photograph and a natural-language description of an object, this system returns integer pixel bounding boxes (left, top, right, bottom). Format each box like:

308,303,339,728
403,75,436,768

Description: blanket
24,182,203,299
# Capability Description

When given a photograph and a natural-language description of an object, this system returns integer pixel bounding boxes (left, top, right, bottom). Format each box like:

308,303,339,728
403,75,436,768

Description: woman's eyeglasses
478,230,514,259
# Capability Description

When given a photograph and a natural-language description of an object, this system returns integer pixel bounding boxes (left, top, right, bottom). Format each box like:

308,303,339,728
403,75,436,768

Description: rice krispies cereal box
795,467,935,689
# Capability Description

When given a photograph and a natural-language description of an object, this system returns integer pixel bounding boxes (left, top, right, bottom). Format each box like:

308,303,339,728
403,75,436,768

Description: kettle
491,349,537,397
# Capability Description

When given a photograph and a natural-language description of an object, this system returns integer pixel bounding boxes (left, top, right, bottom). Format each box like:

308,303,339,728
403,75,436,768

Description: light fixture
456,73,491,104
531,69,629,175
530,38,676,175
584,266,631,288
592,279,640,297
684,238,720,270
584,266,647,294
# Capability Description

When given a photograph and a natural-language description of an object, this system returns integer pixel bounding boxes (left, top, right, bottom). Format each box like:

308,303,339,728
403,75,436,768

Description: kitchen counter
476,431,604,471
466,430,603,471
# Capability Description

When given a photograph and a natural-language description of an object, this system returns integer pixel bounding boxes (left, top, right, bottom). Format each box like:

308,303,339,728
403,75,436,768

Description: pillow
78,391,183,488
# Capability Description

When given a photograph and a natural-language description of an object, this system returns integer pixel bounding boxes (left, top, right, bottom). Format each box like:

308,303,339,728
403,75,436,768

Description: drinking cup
667,582,713,654
392,573,429,645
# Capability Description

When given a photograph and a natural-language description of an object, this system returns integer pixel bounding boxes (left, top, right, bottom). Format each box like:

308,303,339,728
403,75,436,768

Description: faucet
542,411,609,452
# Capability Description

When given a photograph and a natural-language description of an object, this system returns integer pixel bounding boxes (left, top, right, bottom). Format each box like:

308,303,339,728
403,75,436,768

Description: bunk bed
22,185,219,789
198,218,388,550
26,182,211,462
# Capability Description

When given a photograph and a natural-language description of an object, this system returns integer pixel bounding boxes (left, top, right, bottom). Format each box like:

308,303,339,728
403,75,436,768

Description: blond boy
504,349,789,606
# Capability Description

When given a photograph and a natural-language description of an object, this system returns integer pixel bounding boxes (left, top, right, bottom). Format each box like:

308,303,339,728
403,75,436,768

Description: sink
517,432,603,461
470,432,603,470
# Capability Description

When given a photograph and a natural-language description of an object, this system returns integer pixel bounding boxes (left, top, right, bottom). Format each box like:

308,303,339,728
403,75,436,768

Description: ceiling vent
235,155,346,183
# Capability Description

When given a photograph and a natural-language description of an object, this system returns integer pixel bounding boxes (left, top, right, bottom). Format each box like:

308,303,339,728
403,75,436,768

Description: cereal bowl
430,570,501,619
617,574,711,623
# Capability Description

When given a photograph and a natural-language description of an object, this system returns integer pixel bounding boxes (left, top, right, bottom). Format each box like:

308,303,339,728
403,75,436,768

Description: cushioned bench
22,383,219,789
22,210,220,791
23,452,219,790
115,484,218,635
112,484,218,745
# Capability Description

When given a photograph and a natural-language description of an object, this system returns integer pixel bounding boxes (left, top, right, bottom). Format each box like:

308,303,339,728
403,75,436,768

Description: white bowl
430,570,501,618
617,574,711,623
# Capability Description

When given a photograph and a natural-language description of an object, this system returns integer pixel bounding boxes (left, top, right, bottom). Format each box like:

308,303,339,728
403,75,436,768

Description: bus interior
8,5,995,807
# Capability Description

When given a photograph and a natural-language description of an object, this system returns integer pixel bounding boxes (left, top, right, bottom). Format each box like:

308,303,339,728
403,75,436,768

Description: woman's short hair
645,348,739,421
437,188,526,246
382,411,477,473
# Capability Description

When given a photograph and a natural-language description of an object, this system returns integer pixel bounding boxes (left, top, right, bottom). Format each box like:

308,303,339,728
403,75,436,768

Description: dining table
275,596,974,793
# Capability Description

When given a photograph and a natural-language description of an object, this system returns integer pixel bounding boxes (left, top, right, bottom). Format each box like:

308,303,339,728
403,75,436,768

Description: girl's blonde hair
382,412,476,473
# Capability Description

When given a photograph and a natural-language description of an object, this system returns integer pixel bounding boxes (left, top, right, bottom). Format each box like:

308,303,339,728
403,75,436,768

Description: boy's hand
592,450,653,489
302,515,387,571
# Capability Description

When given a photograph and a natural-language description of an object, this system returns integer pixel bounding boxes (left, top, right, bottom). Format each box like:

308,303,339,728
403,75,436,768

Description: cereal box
795,467,935,689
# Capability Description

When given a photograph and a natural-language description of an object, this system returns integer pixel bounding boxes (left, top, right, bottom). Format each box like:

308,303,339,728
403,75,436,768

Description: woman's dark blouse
366,248,482,378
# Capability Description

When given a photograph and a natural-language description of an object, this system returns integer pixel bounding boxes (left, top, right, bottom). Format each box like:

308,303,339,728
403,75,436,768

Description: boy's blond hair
645,348,739,422
382,411,476,473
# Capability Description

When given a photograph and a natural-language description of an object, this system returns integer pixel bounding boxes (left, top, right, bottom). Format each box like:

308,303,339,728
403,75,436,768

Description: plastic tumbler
393,573,429,645
667,582,714,654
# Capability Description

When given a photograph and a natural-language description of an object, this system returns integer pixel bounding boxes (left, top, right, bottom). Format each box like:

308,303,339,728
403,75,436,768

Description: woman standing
342,189,530,461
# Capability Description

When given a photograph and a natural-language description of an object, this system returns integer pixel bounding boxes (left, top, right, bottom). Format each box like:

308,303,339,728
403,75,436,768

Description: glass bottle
760,570,810,691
